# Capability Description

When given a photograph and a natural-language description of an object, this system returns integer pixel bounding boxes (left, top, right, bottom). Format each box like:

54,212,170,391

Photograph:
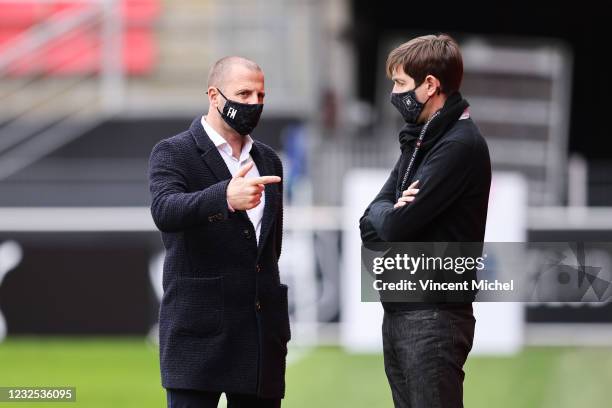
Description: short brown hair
386,34,463,94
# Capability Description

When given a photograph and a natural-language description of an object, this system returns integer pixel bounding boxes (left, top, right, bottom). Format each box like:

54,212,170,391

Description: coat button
243,229,252,239
209,213,223,222
255,300,261,311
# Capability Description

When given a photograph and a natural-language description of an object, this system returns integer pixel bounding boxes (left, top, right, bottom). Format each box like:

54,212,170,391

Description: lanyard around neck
398,110,441,198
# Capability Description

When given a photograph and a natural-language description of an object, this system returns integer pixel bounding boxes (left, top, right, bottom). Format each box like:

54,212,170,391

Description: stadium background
0,1,611,407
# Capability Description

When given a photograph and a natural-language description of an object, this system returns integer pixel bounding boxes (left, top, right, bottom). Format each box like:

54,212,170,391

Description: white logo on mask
227,107,237,119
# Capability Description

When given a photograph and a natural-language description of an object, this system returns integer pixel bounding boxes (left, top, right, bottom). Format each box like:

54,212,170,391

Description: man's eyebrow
391,77,403,83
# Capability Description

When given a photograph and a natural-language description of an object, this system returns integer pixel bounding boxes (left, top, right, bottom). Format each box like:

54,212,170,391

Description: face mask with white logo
390,82,433,124
216,88,264,136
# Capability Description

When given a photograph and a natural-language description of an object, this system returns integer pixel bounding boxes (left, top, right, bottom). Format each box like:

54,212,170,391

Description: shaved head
207,56,262,89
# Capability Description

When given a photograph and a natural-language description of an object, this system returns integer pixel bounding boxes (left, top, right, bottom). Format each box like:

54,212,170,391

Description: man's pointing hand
227,161,281,211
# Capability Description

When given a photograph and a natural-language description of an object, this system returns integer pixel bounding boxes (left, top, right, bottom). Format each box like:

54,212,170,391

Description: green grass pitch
0,337,610,407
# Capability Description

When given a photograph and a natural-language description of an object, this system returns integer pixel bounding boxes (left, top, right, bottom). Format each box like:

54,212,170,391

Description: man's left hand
394,180,420,209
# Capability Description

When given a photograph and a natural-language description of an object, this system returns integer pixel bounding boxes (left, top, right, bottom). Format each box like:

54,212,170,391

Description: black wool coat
148,117,290,398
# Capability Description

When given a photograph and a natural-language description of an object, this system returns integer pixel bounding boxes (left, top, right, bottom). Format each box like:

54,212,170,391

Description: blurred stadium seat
0,0,158,75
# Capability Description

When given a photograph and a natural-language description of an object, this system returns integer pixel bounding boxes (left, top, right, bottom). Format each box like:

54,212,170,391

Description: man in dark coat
148,56,289,408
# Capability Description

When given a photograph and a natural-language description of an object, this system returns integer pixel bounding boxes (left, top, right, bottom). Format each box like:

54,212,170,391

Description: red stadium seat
0,2,43,26
123,0,161,24
0,0,159,76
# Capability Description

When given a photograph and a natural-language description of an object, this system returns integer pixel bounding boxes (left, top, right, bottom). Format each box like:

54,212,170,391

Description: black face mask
216,88,264,136
390,83,432,124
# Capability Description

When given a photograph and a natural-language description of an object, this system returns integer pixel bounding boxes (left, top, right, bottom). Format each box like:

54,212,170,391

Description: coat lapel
191,117,233,180
191,117,249,226
190,117,279,257
250,141,280,257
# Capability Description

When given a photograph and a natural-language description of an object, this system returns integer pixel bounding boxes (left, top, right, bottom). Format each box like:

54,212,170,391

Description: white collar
201,115,254,162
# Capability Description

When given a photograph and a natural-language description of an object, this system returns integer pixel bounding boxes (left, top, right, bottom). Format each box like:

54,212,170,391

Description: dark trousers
382,306,475,408
166,388,281,408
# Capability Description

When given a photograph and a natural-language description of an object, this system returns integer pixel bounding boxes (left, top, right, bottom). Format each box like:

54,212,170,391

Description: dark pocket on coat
277,284,291,342
176,276,223,337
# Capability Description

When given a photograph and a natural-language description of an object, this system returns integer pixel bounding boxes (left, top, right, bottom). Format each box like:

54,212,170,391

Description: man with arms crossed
360,34,491,408
149,56,289,408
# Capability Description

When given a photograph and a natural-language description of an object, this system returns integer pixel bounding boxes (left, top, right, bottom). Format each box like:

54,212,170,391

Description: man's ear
425,75,441,97
207,87,220,109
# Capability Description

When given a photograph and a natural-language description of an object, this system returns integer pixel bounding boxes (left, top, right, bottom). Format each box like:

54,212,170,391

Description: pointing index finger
248,175,281,185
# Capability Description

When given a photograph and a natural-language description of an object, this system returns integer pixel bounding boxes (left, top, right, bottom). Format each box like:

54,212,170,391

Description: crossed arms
359,140,473,242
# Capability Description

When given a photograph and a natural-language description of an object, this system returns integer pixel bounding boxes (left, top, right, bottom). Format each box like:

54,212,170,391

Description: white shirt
201,116,265,243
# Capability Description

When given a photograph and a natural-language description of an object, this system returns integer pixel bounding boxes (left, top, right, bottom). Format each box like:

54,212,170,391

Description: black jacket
148,117,290,398
360,113,491,310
